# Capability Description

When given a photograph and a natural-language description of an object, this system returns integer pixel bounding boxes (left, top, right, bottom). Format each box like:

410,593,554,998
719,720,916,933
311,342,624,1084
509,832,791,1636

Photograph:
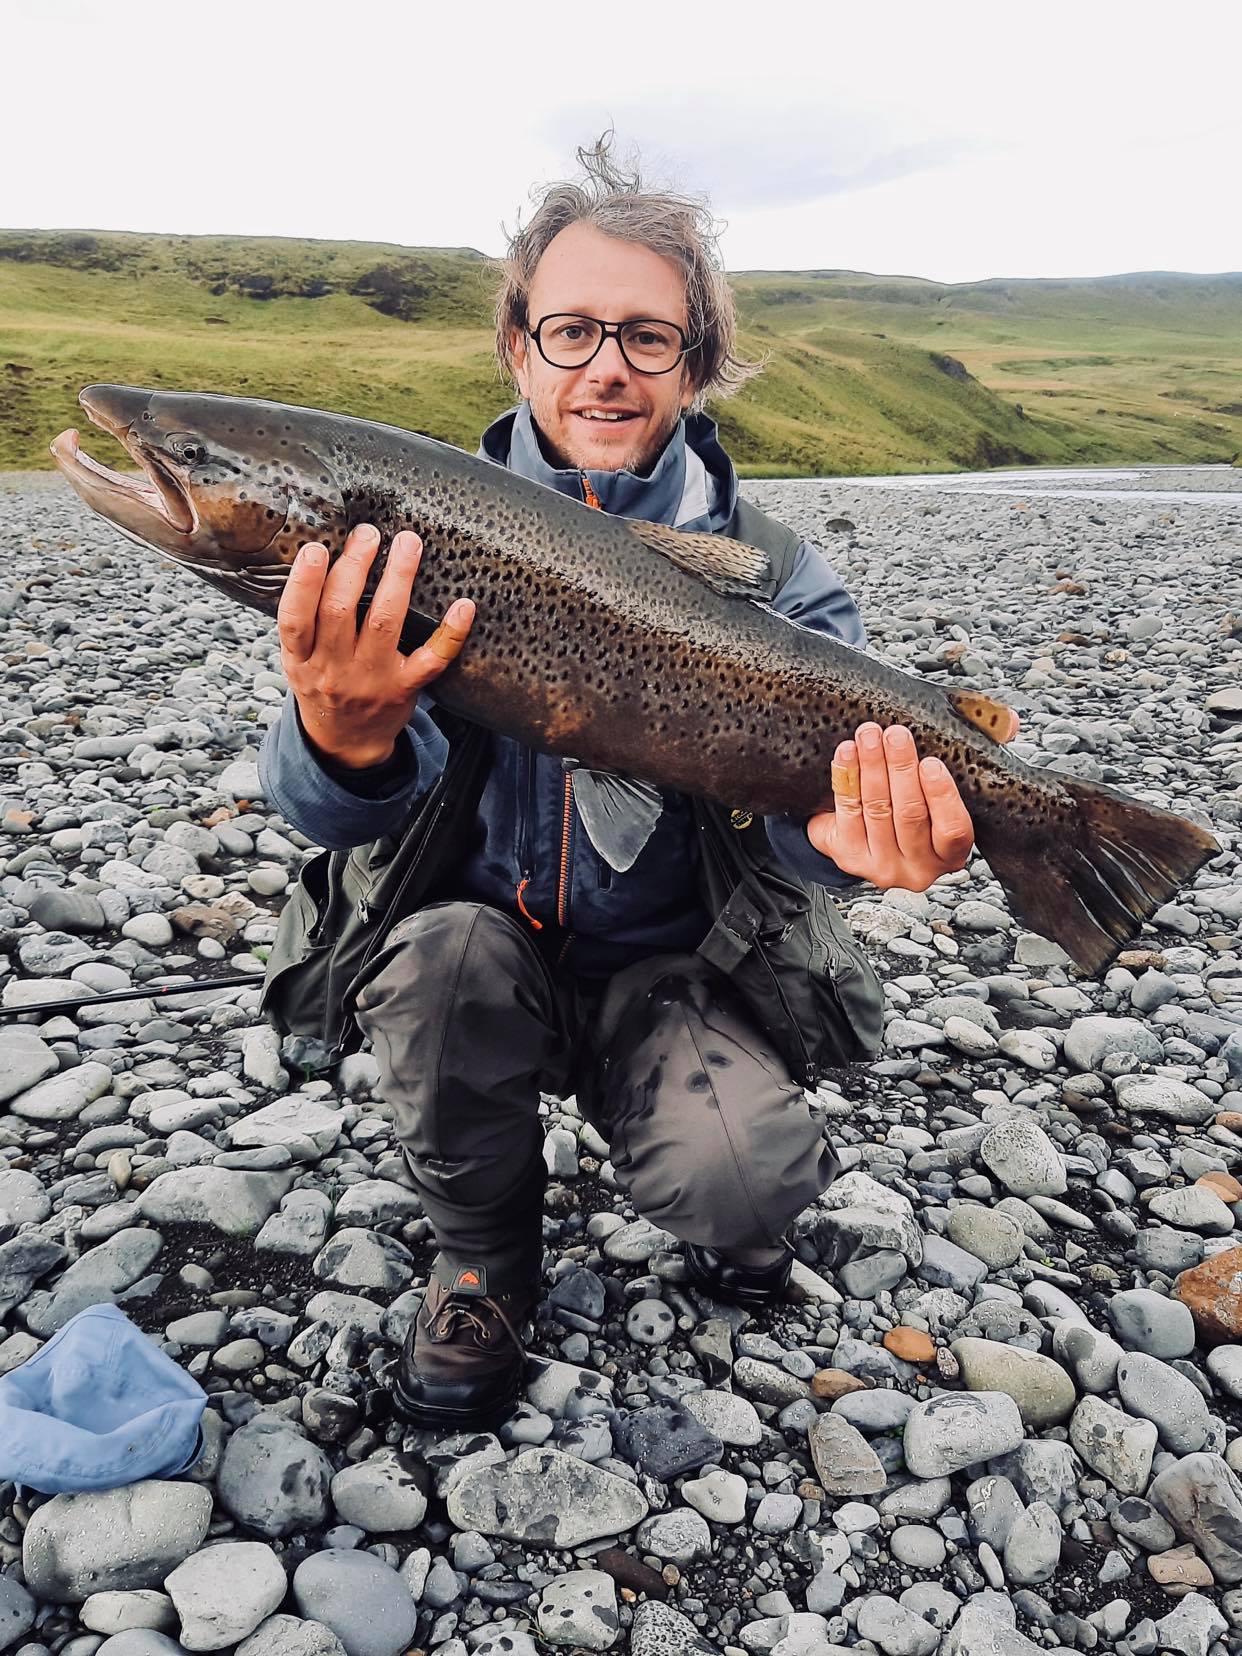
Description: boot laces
433,1292,526,1357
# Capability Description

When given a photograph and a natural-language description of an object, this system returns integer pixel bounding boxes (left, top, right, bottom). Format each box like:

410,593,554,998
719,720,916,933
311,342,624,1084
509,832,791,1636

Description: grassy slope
1,230,1238,475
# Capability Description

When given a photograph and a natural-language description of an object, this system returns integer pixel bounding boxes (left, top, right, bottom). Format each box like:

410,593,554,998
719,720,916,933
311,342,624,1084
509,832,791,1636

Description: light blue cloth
0,1303,206,1493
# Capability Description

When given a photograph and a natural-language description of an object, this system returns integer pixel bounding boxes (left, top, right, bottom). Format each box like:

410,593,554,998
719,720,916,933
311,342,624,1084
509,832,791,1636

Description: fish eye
169,436,205,467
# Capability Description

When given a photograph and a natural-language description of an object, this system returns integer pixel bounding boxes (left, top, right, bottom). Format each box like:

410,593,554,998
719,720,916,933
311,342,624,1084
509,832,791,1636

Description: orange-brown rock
1147,1543,1214,1595
811,1369,867,1402
1174,1245,1242,1342
883,1328,936,1365
1215,1112,1242,1134
1198,1172,1242,1204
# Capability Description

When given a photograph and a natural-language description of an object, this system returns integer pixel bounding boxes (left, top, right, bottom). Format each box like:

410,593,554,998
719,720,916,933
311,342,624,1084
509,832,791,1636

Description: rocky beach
1,464,1241,1656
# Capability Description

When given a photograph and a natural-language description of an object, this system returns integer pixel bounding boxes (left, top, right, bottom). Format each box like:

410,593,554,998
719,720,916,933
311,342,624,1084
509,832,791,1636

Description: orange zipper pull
515,876,543,930
581,474,602,510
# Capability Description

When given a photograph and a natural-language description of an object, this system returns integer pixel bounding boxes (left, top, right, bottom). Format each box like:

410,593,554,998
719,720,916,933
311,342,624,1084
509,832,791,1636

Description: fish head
51,385,348,614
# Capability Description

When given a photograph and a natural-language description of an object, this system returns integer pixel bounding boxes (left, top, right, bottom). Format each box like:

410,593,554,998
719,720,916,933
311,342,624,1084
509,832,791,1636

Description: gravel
0,466,1239,1651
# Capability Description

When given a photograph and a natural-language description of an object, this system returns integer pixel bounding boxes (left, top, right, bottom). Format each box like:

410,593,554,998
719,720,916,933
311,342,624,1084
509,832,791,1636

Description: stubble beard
529,390,685,478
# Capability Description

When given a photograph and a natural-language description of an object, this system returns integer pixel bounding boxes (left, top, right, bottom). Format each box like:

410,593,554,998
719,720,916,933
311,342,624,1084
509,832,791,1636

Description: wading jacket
258,404,868,981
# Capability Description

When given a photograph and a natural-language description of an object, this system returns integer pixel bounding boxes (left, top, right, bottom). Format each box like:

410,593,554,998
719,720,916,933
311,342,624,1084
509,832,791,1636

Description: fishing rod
0,973,262,1021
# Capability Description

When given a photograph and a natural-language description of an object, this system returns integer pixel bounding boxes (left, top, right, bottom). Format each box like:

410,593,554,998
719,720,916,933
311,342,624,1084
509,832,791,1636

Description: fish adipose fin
948,689,1021,744
570,768,664,873
626,520,773,598
982,779,1219,978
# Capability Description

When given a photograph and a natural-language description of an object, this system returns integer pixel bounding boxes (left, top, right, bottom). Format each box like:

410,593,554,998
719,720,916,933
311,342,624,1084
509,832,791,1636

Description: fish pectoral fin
571,769,664,873
947,688,1020,744
626,519,773,598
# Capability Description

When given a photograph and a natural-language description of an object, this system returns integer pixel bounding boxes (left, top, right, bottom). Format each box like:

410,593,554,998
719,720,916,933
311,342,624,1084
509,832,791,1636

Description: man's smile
573,408,642,422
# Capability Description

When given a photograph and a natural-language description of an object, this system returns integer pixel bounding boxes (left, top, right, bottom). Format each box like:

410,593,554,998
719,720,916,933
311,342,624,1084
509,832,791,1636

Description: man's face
510,221,697,476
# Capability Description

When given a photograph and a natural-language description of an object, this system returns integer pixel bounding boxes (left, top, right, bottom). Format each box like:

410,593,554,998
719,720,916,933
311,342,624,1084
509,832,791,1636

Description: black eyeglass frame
526,312,698,376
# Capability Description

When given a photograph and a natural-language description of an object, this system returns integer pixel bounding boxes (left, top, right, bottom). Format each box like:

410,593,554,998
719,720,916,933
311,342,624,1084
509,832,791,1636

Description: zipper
516,748,543,931
555,769,575,967
557,772,573,927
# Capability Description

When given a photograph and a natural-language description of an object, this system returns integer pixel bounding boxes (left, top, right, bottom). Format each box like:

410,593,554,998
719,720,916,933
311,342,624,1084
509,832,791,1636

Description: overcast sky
5,0,1239,284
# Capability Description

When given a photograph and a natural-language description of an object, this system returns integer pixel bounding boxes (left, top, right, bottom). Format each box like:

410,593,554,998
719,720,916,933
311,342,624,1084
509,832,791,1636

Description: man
259,141,984,1431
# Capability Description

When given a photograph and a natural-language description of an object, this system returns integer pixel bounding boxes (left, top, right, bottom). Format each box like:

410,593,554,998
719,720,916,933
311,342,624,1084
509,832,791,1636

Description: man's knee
383,900,534,982
358,901,545,1022
620,1097,831,1250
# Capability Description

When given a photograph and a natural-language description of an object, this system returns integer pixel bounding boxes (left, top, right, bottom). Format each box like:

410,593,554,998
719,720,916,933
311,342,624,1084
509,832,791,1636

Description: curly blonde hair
494,133,762,411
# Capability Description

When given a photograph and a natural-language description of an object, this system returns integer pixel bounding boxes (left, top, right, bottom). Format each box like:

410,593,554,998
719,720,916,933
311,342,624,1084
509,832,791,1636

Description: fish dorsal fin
947,688,1020,744
626,519,773,598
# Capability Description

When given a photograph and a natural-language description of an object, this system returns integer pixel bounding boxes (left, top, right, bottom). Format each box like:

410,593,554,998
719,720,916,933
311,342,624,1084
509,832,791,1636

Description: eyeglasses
527,313,696,376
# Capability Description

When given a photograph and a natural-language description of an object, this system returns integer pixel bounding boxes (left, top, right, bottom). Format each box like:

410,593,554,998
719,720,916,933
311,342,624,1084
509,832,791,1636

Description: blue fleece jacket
258,404,867,977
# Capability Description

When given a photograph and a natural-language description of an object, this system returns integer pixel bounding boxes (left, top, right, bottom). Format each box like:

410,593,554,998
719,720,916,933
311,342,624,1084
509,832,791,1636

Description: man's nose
585,333,631,387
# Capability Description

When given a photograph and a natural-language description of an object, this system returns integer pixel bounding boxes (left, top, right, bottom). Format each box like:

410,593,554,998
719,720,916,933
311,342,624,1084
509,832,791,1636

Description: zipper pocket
752,933,814,1083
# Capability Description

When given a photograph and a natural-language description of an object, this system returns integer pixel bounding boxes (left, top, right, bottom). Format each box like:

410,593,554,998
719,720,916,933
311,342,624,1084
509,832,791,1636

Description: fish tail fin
981,780,1219,977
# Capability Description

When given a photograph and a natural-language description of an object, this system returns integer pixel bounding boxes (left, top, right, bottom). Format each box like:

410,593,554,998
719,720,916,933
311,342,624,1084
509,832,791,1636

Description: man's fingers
809,739,867,866
883,725,935,864
314,522,381,653
400,598,476,688
856,722,898,863
359,530,423,654
921,755,976,868
1001,709,1021,743
276,543,328,664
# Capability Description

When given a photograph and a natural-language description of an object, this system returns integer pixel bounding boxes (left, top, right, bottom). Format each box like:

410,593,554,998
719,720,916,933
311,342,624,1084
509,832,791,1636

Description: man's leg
586,956,838,1302
353,901,568,1425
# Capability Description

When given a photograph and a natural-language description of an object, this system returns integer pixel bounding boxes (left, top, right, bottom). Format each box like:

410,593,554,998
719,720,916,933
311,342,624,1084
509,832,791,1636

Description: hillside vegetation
1,229,1239,475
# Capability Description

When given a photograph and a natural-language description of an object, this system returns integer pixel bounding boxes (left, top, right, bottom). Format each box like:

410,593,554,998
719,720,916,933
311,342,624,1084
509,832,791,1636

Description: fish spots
686,1070,710,1092
704,1050,732,1069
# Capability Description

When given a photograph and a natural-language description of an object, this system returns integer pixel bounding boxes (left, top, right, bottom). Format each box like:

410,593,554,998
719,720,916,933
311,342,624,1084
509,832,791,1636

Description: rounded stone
536,1569,619,1651
291,1551,418,1656
21,1482,213,1603
217,1417,332,1538
946,1204,1026,1269
330,1453,429,1532
625,1298,675,1346
636,1510,712,1565
979,1116,1067,1198
682,1467,747,1525
890,1524,947,1570
0,1577,37,1648
950,1338,1077,1428
1206,1345,1242,1401
1108,1289,1197,1358
1117,1353,1211,1453
904,1392,1025,1478
164,1542,287,1650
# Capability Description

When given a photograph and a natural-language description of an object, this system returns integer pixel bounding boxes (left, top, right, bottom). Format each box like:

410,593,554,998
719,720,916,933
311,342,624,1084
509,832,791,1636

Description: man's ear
678,362,697,413
510,328,531,399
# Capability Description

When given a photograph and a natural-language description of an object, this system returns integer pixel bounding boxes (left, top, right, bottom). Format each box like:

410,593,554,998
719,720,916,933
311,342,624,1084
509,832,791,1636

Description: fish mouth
50,391,195,538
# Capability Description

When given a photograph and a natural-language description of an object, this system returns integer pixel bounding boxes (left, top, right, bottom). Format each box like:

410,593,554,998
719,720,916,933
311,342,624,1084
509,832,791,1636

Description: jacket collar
479,401,738,532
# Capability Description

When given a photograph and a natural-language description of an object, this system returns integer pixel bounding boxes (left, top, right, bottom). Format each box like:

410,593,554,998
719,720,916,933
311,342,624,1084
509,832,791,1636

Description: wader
352,901,841,1292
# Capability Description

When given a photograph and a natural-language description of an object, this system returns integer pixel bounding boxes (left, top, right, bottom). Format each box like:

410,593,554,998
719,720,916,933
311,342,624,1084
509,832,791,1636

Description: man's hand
806,719,1017,892
277,523,474,769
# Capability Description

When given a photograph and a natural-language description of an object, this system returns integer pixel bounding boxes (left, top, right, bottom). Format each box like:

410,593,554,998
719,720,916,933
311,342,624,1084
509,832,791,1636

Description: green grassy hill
1,229,1238,475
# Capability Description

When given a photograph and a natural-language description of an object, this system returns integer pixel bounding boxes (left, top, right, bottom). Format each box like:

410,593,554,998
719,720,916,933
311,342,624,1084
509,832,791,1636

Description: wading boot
392,1262,537,1431
684,1241,794,1309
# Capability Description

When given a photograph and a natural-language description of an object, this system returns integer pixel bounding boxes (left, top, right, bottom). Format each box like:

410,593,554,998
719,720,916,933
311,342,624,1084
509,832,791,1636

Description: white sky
4,0,1240,284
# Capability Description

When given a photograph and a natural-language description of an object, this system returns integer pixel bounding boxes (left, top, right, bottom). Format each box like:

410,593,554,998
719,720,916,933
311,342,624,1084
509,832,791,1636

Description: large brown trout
51,385,1219,976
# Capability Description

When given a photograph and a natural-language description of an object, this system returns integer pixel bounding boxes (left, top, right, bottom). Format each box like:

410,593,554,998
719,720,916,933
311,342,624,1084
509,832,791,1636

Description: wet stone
610,1404,723,1481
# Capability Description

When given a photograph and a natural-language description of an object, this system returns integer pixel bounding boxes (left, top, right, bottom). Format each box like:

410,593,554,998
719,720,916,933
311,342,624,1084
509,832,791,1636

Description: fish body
52,385,1220,975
